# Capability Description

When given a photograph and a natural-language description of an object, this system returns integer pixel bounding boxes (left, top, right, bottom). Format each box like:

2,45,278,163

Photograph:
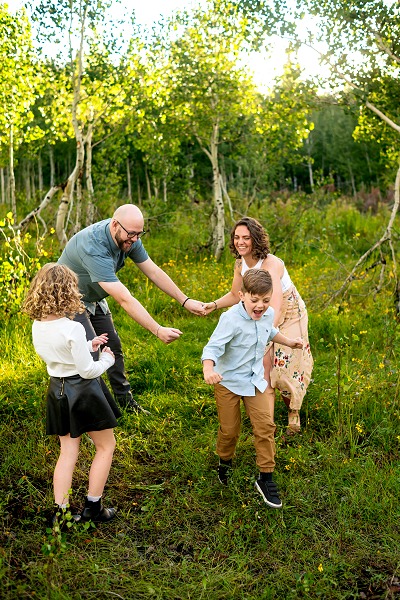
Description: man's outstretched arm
136,257,205,315
99,280,182,344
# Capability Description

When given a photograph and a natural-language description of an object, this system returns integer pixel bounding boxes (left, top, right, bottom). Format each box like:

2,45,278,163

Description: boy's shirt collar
238,300,252,320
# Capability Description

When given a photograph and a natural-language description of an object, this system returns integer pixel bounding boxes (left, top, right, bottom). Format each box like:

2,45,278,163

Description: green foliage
0,4,38,148
0,0,395,222
0,212,43,317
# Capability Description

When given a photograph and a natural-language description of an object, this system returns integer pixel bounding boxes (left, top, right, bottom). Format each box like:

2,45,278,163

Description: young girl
23,263,120,524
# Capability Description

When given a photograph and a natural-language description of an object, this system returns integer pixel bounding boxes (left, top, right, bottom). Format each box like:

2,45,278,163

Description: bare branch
17,184,62,230
365,101,400,134
326,164,400,304
370,29,400,65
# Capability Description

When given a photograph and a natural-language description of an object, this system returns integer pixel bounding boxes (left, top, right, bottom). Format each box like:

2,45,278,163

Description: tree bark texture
0,168,5,204
195,121,225,260
9,125,16,221
85,124,95,226
126,158,132,201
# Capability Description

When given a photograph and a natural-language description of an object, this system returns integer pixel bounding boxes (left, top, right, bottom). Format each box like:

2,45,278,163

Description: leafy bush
0,213,41,318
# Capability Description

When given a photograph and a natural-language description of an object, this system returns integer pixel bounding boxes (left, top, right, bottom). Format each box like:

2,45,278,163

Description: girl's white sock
87,495,101,502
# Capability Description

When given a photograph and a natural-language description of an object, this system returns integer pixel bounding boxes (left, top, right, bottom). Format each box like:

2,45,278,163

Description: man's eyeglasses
115,220,146,240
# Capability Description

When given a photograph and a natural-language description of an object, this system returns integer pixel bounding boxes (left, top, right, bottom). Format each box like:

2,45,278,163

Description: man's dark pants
74,304,131,399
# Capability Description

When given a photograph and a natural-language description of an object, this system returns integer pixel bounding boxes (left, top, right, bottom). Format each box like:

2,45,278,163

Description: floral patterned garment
267,286,313,411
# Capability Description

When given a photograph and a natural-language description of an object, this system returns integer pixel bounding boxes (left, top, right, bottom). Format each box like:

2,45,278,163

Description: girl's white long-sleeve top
32,317,115,378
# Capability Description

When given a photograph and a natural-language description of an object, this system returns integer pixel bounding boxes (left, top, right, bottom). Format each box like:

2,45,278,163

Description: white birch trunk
137,174,142,206
0,168,5,204
38,153,43,191
163,178,167,203
126,158,132,201
85,123,95,226
195,121,225,259
210,123,224,260
49,146,55,187
31,162,36,199
348,161,356,197
25,160,31,202
9,124,16,221
308,160,314,192
145,165,151,201
56,4,87,246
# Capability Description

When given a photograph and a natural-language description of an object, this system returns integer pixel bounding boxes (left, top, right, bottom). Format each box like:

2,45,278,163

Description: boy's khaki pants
214,384,276,472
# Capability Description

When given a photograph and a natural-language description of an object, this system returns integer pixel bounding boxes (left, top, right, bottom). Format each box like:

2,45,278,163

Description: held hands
182,298,207,316
91,333,109,352
156,326,183,344
203,367,223,385
203,302,218,316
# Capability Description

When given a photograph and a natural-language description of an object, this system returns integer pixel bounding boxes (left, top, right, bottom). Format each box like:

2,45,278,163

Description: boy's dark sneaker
255,478,282,508
217,459,232,485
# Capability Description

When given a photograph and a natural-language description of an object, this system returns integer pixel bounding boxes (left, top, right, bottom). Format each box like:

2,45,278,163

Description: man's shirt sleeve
127,240,149,264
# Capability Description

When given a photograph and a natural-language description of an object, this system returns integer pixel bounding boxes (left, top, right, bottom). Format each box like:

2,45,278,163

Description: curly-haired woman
23,263,119,525
204,217,313,436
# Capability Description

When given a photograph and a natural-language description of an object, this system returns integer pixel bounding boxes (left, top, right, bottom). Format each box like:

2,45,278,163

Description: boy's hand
91,333,109,351
203,368,223,385
291,337,304,349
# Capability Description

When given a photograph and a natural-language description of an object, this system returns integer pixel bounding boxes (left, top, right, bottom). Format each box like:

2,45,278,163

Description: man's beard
115,230,133,252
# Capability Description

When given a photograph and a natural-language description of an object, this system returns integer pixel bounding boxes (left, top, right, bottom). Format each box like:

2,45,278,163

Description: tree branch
326,163,400,305
17,184,62,230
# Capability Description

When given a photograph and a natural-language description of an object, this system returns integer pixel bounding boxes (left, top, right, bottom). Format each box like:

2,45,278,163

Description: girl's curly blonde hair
22,263,85,320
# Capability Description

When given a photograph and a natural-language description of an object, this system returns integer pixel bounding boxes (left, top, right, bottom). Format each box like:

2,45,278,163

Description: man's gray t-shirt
58,218,148,312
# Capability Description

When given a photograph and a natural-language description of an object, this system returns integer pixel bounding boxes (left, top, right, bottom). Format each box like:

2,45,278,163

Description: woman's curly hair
229,217,270,260
22,263,85,320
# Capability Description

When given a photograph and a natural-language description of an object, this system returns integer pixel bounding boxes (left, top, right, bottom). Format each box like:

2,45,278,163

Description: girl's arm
203,260,243,315
71,325,115,378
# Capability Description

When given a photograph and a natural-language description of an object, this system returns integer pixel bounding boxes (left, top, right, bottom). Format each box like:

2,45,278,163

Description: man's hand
183,299,206,316
157,326,183,344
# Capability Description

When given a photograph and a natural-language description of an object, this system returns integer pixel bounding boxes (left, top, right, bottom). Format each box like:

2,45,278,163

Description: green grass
1,199,400,599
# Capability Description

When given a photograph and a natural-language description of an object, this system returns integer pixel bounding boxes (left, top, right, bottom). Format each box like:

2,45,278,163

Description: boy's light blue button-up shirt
201,301,279,396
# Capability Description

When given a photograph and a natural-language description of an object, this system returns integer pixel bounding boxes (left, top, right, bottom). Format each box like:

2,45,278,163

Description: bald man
58,204,205,413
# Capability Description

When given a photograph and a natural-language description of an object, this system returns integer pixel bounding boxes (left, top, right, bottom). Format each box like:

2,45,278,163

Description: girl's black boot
81,498,116,523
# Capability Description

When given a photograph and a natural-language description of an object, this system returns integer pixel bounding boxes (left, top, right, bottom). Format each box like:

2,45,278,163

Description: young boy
202,269,304,508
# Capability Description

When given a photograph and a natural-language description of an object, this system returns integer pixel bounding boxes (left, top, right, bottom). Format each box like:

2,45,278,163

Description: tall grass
1,197,399,599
